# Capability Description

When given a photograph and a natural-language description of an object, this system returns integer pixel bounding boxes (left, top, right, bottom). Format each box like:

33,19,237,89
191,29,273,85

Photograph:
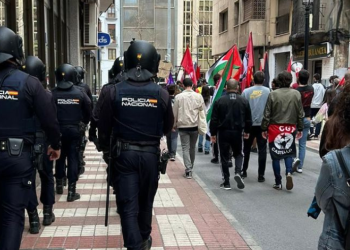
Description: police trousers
112,150,159,250
27,148,55,211
0,151,33,250
55,126,80,183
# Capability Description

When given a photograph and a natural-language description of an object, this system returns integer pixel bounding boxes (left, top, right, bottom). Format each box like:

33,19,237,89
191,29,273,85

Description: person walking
241,71,270,182
166,84,178,161
198,85,211,154
173,78,206,179
309,73,325,140
210,79,252,190
98,40,174,250
261,71,303,190
0,26,61,250
211,74,221,164
292,70,314,173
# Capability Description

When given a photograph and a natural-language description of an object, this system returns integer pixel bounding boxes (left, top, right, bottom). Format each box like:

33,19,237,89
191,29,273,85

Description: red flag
339,76,345,86
287,56,292,72
240,32,254,91
196,65,201,80
181,46,197,85
232,46,242,81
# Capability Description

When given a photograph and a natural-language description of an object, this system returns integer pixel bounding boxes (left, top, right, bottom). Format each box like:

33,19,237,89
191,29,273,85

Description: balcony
276,14,290,36
239,20,266,49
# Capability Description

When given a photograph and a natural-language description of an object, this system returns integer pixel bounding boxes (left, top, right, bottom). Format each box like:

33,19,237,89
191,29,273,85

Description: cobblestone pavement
20,142,252,250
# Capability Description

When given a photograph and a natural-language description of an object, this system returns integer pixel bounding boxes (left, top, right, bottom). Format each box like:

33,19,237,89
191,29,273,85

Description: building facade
99,3,121,86
176,0,215,77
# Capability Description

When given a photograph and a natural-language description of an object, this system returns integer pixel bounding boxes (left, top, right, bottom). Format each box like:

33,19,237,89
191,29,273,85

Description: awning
99,0,114,13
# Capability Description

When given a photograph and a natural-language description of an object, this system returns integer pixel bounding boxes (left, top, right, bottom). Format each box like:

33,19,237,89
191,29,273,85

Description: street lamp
302,0,313,70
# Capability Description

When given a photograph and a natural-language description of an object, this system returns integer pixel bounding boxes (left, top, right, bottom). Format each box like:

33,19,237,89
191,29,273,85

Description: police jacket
98,79,174,148
76,82,93,109
52,85,92,127
210,92,252,136
0,63,60,148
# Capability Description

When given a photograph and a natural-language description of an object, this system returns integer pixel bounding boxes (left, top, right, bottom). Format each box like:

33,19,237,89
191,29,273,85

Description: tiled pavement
20,143,252,250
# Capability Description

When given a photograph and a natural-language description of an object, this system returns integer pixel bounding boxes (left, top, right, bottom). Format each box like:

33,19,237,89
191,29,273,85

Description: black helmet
22,56,46,82
75,66,85,83
0,26,24,64
55,64,77,89
124,40,160,81
111,57,124,78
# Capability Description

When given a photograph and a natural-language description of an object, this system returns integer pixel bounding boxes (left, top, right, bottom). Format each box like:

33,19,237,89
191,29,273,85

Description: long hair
325,84,350,150
201,85,210,105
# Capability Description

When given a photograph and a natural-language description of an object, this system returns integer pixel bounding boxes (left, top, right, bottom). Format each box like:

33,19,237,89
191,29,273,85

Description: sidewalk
20,142,252,250
306,139,320,153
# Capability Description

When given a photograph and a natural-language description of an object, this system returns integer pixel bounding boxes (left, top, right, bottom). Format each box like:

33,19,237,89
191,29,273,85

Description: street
182,144,325,250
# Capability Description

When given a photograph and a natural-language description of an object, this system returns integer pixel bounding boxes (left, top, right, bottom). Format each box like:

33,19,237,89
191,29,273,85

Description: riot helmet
75,66,85,83
22,56,46,82
111,57,124,78
55,64,77,89
124,40,160,81
0,26,24,64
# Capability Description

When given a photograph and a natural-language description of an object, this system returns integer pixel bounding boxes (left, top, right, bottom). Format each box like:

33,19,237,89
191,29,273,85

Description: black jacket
210,92,252,136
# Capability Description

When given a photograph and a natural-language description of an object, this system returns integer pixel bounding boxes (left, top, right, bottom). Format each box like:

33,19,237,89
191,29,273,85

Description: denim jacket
316,145,350,250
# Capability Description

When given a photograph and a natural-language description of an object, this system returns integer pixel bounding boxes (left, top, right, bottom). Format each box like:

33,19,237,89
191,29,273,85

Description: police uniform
22,56,56,234
52,64,91,202
98,40,174,250
0,27,61,250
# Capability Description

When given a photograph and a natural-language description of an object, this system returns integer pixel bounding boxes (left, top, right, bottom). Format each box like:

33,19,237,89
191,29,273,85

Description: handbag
335,149,350,249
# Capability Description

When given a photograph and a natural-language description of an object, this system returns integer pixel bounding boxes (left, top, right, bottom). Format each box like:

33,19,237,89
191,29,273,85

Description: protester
198,85,211,154
210,79,252,190
173,78,206,179
261,71,303,190
292,70,314,173
211,74,221,164
309,73,325,140
271,78,279,91
242,71,270,182
315,83,350,250
166,84,178,161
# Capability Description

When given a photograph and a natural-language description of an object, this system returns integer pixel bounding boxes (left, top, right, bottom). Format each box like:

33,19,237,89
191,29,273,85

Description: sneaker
292,158,301,173
234,174,245,189
241,171,247,178
198,148,203,153
251,147,258,153
204,151,210,155
307,134,315,140
286,173,293,190
297,168,303,173
258,175,265,182
183,172,192,179
211,158,219,164
170,157,175,161
220,182,231,190
228,160,233,168
273,184,282,190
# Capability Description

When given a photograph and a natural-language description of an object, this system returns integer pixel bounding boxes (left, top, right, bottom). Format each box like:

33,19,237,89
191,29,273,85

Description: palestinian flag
206,46,242,86
206,45,236,123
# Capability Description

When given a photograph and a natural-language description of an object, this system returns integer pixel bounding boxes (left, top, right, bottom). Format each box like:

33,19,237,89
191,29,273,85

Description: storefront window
33,0,39,56
0,2,6,26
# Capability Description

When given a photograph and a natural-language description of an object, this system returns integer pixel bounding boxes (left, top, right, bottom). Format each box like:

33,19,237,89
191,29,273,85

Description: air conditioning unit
83,2,98,46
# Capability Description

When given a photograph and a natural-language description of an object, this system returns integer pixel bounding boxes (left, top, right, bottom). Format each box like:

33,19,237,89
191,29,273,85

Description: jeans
272,157,293,185
198,134,210,153
179,131,199,173
297,118,311,169
310,108,321,137
166,129,178,157
242,126,267,176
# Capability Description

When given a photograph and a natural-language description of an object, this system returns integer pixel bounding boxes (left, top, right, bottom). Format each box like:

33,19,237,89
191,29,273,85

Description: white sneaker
292,158,301,173
297,168,303,173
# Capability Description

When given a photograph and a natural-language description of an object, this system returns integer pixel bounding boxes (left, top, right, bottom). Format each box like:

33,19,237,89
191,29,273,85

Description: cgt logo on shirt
122,97,157,108
58,99,80,105
0,90,19,100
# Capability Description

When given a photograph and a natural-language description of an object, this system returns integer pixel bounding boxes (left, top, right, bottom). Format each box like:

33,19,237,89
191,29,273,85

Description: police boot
56,179,64,194
67,182,80,202
28,209,41,234
63,176,67,187
42,205,55,226
141,236,152,250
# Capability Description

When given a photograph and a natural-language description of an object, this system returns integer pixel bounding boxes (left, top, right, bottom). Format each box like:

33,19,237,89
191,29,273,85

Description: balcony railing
276,14,290,35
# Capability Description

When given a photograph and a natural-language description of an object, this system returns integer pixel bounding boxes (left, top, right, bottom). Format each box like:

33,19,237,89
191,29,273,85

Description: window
219,10,228,33
108,49,116,60
244,0,265,21
108,24,116,43
276,0,290,35
234,2,239,25
107,4,115,18
124,0,138,6
0,2,6,26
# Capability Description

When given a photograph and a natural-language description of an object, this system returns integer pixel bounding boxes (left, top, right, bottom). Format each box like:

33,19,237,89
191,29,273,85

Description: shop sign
98,33,111,47
294,43,331,60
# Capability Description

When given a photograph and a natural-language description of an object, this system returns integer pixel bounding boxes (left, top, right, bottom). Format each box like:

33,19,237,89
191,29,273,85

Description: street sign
98,32,111,47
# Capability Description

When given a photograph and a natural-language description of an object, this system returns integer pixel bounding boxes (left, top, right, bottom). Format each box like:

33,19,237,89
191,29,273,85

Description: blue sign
98,32,111,47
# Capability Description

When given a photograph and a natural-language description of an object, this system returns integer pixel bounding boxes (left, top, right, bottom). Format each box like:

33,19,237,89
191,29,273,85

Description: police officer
52,64,91,202
98,40,174,250
22,56,56,234
0,26,61,250
75,66,93,105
